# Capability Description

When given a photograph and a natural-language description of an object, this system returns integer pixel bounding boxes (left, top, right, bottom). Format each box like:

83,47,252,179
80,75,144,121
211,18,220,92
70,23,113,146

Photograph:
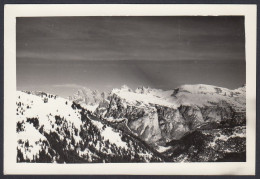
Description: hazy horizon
17,16,245,97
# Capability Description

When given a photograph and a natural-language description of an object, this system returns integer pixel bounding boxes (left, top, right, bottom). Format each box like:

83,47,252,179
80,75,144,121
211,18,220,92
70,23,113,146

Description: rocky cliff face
93,84,246,149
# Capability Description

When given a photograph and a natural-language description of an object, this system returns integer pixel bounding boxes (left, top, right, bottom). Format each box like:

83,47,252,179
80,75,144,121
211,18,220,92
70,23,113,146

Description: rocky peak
135,86,151,94
113,85,133,93
69,87,107,106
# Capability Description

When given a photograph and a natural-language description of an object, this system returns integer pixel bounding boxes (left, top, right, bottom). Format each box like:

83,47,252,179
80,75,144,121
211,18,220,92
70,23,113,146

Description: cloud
52,84,83,89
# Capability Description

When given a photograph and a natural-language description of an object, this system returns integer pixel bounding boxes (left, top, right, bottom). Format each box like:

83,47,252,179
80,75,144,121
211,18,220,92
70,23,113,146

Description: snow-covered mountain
16,91,164,163
16,84,246,163
68,88,108,112
93,84,245,148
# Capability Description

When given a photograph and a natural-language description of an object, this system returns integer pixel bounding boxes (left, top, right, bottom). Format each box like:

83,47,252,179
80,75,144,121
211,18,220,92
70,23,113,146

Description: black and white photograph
4,4,256,175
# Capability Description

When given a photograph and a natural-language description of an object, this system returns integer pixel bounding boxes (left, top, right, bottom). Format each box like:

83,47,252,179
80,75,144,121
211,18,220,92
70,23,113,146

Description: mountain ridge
16,83,246,162
92,84,245,143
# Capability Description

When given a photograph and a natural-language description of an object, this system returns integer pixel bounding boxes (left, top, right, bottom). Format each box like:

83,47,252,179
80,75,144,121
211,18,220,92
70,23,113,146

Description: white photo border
4,4,257,175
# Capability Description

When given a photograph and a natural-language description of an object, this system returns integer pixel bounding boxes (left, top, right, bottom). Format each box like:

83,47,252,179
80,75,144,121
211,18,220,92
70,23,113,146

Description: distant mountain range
16,84,246,163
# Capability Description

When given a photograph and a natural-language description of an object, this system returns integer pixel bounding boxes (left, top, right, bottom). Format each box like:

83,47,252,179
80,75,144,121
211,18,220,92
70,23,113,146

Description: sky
17,16,245,97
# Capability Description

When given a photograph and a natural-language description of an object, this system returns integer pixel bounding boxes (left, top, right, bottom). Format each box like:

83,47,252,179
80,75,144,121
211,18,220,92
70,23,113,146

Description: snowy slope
172,84,245,111
112,85,175,108
111,84,245,110
16,91,164,163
